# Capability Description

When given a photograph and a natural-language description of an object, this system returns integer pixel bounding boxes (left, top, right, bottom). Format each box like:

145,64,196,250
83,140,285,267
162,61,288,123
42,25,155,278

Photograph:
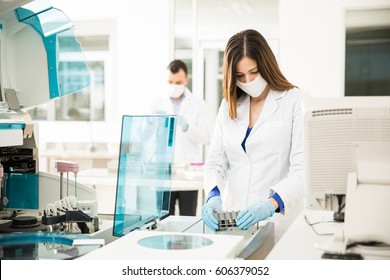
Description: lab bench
266,210,389,260
77,168,205,216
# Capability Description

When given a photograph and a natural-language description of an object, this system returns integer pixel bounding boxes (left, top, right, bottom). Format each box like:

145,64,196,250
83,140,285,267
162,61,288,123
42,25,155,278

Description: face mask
236,75,267,98
167,84,185,98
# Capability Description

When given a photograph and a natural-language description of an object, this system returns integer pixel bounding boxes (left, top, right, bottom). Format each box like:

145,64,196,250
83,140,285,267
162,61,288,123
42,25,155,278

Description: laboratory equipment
80,115,275,260
55,160,79,199
302,96,390,218
313,142,390,259
0,0,91,211
344,142,390,246
0,0,108,258
0,232,104,260
0,163,4,209
41,195,99,234
213,210,240,231
303,96,390,258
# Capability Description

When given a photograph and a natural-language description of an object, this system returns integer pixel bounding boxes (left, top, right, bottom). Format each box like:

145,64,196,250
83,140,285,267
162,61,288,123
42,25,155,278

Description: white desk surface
266,210,344,260
77,168,204,192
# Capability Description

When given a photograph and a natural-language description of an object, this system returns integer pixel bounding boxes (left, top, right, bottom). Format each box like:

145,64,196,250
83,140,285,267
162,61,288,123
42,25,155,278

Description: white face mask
236,75,267,98
167,84,185,98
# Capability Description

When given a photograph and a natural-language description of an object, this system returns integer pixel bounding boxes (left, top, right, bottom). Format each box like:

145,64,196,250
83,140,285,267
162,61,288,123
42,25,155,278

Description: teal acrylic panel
57,29,90,96
0,123,25,130
6,173,39,209
113,115,176,237
16,7,72,38
14,2,90,100
14,0,51,22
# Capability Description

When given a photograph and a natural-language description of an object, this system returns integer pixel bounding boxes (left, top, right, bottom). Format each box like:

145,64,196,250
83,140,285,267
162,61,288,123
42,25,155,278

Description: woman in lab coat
202,29,305,240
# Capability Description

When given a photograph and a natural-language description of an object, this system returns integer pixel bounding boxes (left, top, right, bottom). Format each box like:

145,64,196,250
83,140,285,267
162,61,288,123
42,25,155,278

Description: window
345,28,390,96
345,9,390,97
27,35,109,121
56,60,105,121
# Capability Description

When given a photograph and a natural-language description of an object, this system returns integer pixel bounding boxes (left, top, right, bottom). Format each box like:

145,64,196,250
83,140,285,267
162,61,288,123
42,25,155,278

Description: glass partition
113,115,176,237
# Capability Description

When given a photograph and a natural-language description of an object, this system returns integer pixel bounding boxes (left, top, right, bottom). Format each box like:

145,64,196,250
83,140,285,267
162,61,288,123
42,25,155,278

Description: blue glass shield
113,115,176,237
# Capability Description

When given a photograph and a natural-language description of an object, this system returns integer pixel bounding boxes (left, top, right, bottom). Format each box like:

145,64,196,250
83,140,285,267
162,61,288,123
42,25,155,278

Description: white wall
51,0,171,118
38,0,390,146
279,0,390,97
38,0,171,145
196,0,279,41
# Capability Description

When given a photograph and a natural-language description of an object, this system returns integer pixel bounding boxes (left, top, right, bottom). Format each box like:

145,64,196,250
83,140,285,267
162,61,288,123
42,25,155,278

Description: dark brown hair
223,29,295,118
167,59,188,76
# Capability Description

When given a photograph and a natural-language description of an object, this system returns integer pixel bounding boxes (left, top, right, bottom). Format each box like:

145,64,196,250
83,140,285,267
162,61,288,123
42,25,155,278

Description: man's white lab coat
151,88,212,163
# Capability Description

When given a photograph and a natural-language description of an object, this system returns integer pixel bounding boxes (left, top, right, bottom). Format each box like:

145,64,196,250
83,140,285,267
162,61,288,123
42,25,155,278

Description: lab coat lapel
252,90,284,132
234,95,251,157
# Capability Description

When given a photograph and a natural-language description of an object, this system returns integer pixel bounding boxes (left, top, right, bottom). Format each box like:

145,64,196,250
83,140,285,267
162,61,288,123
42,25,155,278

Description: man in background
151,59,212,216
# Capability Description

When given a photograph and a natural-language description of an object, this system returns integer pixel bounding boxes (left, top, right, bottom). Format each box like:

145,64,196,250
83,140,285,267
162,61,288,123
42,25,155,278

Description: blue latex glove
236,200,275,230
177,115,189,132
202,196,222,231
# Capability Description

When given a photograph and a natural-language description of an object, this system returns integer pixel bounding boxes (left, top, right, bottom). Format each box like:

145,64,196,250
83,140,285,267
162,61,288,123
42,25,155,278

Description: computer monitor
302,96,390,220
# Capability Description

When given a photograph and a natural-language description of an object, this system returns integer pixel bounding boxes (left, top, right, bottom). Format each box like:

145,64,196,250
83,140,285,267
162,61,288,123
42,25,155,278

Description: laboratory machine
303,96,390,259
80,115,275,260
0,0,108,259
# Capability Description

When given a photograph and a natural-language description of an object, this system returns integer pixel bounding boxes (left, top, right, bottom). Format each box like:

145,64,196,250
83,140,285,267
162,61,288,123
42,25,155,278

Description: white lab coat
150,88,212,163
204,88,305,240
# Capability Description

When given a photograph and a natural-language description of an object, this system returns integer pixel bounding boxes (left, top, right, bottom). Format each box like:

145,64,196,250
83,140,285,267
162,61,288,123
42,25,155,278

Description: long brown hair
222,29,295,119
